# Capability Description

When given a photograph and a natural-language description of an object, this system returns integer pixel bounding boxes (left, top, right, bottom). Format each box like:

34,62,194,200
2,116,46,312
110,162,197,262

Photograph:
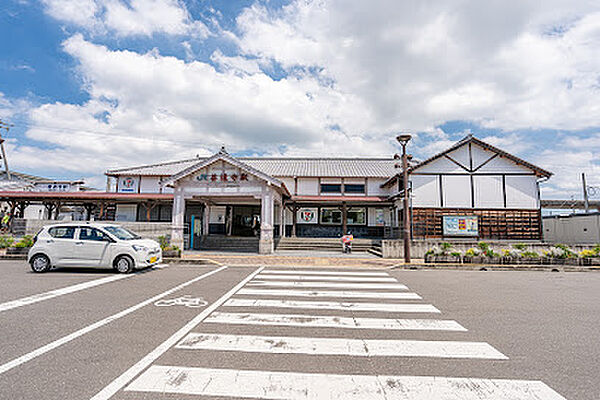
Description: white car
28,223,162,273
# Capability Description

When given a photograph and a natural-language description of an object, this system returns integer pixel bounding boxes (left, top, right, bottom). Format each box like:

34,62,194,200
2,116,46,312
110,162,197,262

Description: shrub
440,242,452,254
592,244,600,255
465,247,481,257
0,235,14,249
157,235,170,251
544,246,570,259
513,243,527,251
521,251,539,259
580,249,597,258
14,235,33,248
554,244,577,258
450,251,462,257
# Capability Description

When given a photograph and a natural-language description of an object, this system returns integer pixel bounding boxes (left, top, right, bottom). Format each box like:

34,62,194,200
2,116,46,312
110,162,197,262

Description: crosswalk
121,267,567,399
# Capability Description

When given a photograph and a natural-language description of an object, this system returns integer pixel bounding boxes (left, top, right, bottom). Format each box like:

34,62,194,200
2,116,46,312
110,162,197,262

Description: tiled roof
107,157,399,178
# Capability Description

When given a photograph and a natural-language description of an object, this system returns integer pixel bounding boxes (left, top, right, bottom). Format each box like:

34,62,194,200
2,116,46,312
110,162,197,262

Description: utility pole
582,173,589,213
396,134,412,263
0,120,13,180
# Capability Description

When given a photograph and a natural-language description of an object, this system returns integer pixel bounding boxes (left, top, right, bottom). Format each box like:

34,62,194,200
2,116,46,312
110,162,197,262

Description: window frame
48,226,76,240
320,207,343,225
343,184,366,194
320,183,342,194
346,207,367,225
78,227,110,242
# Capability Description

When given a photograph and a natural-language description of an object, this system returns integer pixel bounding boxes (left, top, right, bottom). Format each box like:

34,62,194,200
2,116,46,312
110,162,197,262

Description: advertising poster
375,208,385,226
118,176,138,193
443,215,478,236
297,207,318,224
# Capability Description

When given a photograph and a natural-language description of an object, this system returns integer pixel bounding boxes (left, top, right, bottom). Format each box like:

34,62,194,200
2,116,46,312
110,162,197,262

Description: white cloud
11,0,600,197
235,1,600,131
41,0,209,37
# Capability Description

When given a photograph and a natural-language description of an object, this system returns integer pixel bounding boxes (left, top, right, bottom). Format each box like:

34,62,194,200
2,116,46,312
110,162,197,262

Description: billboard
443,215,478,236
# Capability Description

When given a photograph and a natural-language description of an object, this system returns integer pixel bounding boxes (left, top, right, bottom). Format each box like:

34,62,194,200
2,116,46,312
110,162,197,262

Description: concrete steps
276,237,380,253
197,236,259,252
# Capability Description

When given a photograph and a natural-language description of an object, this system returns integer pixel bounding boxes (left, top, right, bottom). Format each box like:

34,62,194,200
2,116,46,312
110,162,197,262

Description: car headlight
132,244,148,252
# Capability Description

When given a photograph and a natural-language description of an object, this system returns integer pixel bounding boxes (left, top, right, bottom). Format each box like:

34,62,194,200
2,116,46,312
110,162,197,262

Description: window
79,227,109,241
344,184,365,194
320,208,342,224
48,226,75,239
104,226,141,240
347,208,366,225
320,184,341,193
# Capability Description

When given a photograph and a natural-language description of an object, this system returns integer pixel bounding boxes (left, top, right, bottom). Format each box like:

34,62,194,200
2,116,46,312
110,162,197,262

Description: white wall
411,175,440,207
505,176,538,209
473,175,503,208
367,178,388,196
278,177,295,195
442,175,471,207
296,178,319,195
140,177,161,193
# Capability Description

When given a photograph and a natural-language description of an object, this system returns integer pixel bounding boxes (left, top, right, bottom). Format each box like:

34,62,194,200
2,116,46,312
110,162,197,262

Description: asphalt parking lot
0,260,598,399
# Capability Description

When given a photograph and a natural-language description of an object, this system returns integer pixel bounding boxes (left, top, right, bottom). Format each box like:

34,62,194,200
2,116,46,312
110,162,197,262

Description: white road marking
0,266,228,376
247,281,408,290
205,312,465,331
89,266,264,400
238,288,422,299
176,333,507,359
225,298,440,313
125,366,566,399
0,274,134,313
262,269,390,276
255,274,397,282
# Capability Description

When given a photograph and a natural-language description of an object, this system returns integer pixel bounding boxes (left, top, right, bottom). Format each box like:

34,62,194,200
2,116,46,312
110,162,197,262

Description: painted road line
0,274,134,313
237,288,422,299
247,281,408,290
262,269,390,276
224,298,440,313
125,366,566,399
89,266,265,400
205,312,466,331
0,266,228,376
255,274,397,282
176,333,507,359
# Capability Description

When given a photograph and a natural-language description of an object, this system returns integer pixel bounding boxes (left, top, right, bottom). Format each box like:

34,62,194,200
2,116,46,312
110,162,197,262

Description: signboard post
442,215,478,237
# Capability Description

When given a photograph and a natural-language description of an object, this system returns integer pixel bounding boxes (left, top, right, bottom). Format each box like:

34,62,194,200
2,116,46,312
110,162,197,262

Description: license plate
150,256,157,263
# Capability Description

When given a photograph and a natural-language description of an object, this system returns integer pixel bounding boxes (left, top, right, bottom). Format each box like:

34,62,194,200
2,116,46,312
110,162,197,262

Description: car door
75,227,112,266
46,226,78,266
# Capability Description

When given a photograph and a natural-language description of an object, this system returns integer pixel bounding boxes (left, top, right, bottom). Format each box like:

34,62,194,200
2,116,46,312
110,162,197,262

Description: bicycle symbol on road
154,295,208,308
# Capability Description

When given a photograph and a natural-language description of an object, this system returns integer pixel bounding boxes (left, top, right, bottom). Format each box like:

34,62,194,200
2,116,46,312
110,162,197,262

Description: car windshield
103,226,141,240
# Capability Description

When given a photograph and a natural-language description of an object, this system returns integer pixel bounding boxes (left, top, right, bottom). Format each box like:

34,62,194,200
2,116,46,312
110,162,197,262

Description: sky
0,0,599,199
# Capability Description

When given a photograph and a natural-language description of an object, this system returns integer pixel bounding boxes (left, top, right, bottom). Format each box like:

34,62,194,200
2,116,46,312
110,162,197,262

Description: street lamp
396,134,412,263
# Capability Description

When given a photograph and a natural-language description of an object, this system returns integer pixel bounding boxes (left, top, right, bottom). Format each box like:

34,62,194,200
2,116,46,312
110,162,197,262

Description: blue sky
0,0,599,200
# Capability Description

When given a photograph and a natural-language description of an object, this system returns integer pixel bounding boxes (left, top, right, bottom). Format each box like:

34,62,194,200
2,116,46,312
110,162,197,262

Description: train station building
0,135,552,253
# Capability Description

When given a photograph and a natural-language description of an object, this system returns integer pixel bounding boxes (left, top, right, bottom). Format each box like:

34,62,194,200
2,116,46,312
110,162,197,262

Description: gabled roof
411,135,552,177
162,149,290,196
106,157,397,178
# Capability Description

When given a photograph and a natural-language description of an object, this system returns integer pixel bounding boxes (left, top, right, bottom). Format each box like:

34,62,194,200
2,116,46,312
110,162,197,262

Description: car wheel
114,255,134,274
30,254,51,273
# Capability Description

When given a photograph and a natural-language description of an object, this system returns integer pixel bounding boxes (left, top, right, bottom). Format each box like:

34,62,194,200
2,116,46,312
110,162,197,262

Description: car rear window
48,226,75,239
